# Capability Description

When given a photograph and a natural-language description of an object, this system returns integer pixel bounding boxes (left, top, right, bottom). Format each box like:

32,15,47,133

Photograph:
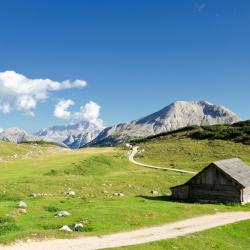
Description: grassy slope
114,220,250,250
1,139,250,246
113,128,250,250
0,144,231,244
0,141,63,162
134,138,250,172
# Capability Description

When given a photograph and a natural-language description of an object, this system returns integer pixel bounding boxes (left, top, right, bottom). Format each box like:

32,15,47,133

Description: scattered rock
30,193,47,198
67,191,76,197
30,193,41,198
151,190,159,195
74,223,84,230
114,192,124,197
17,201,27,209
59,225,72,232
56,211,71,217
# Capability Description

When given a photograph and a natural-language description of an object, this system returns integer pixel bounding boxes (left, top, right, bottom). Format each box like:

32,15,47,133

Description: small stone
151,190,159,195
56,211,71,217
67,191,76,197
17,201,27,209
59,225,72,232
114,192,124,197
30,193,43,198
74,223,84,229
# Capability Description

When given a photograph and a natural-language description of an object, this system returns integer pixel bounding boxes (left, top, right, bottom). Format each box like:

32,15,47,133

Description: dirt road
129,146,196,174
1,212,250,250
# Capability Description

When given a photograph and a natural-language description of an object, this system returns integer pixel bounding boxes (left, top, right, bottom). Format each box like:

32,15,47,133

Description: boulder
56,211,71,217
59,225,72,232
17,201,27,209
151,190,159,195
67,191,76,197
74,223,84,230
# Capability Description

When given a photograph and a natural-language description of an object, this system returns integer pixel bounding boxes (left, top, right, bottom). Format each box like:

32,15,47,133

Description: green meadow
115,219,250,250
0,138,250,247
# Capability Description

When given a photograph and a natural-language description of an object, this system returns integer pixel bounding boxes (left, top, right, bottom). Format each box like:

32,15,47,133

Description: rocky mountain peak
88,100,240,146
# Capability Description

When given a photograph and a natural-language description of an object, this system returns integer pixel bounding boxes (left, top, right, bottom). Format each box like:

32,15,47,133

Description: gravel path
129,146,196,174
1,212,250,250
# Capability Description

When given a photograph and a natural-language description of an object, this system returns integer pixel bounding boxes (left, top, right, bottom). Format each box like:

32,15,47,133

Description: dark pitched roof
171,158,250,190
213,158,250,188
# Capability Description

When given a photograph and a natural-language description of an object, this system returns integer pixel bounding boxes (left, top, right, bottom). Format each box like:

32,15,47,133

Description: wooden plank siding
171,164,243,203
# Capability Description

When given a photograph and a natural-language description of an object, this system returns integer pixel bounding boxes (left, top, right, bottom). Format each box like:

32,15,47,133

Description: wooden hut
171,158,250,204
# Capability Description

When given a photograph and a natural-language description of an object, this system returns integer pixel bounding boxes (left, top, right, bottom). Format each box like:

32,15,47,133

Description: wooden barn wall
188,166,241,202
172,165,243,203
189,165,236,186
171,185,189,200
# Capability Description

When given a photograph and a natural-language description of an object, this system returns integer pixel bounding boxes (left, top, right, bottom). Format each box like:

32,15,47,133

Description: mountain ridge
88,101,240,146
35,121,103,148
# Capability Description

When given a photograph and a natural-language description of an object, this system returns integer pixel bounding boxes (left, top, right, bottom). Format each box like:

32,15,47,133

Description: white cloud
54,99,103,127
0,70,87,115
54,99,75,120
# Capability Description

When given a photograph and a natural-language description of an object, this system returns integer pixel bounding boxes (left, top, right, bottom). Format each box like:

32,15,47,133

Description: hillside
89,101,240,146
133,120,250,145
1,136,250,244
0,141,66,162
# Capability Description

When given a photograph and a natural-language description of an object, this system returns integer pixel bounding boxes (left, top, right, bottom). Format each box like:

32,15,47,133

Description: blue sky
0,0,249,132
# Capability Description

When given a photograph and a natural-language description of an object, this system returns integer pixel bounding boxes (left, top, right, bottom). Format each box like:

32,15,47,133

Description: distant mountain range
34,121,103,148
0,127,67,147
0,128,37,143
0,101,240,148
88,101,240,146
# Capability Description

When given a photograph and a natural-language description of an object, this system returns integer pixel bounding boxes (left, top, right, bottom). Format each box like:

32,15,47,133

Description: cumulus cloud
54,99,75,120
0,70,87,115
54,99,103,127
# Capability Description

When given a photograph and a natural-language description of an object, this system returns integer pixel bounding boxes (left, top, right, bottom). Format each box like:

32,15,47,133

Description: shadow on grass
138,195,245,206
137,195,173,201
